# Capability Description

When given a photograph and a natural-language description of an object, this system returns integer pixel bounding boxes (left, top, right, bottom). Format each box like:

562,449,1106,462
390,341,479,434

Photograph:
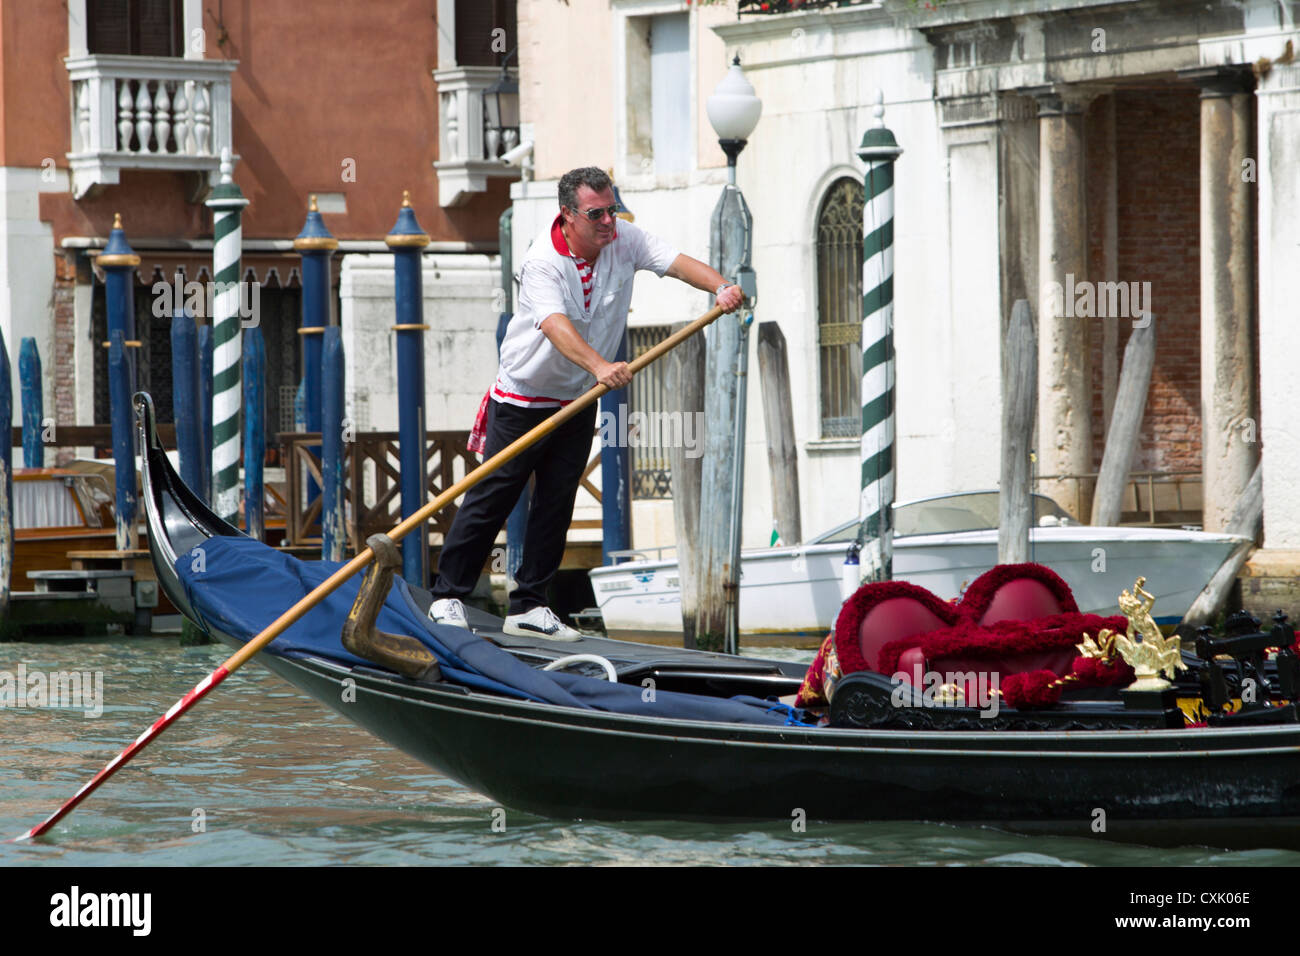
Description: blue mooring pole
243,324,266,542
320,326,346,561
386,191,430,588
498,206,527,586
294,196,336,531
170,308,203,496
0,327,13,617
199,323,214,504
18,338,42,469
100,214,140,551
599,332,632,564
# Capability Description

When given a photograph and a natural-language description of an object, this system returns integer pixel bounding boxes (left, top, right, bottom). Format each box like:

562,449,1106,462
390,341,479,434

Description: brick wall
1087,87,1202,475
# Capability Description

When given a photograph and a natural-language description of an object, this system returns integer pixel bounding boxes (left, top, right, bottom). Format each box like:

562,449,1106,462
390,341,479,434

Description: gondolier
430,166,743,640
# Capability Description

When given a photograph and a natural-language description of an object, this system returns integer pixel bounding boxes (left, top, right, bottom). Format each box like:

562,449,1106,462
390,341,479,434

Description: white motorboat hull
588,525,1247,645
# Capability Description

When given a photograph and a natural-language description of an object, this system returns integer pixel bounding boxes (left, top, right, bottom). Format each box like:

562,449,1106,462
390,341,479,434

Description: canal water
3,636,1299,867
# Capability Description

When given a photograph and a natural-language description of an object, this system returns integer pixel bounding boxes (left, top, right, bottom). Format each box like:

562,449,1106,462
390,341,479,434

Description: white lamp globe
707,56,762,142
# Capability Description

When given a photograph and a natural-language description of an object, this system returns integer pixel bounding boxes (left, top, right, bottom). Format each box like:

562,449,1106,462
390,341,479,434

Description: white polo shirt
494,215,678,407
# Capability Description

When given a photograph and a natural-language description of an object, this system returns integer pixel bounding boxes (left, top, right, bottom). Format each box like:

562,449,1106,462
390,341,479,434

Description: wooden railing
279,430,604,549
9,424,177,454
1034,471,1203,527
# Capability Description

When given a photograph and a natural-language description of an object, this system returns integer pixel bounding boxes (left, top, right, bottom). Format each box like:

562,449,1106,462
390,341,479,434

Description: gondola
135,392,1300,848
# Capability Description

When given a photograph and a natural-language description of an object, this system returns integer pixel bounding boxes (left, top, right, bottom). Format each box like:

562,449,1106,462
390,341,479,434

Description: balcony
65,54,238,200
432,65,520,207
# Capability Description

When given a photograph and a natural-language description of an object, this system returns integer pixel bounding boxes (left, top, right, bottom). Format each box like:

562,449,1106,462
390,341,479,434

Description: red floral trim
833,580,962,675
957,562,1079,620
999,653,1137,709
876,613,1128,676
1071,655,1135,687
1002,670,1065,709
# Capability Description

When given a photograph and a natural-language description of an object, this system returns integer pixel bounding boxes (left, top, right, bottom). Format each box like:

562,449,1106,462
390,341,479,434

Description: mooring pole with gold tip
386,191,431,586
99,214,142,550
294,196,338,535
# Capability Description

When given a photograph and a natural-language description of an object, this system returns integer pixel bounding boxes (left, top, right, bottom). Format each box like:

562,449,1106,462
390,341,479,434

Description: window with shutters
816,177,865,438
454,0,517,67
87,0,184,58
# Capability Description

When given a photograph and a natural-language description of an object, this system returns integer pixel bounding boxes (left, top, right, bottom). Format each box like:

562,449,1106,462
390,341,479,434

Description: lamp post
482,50,519,160
696,56,761,655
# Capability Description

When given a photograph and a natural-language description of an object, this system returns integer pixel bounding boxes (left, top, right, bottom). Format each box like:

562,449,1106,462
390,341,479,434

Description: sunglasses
575,204,620,222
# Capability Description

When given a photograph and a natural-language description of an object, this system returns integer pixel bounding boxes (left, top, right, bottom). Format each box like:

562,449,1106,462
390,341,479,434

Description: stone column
1029,87,1093,520
1240,61,1300,619
1182,66,1258,533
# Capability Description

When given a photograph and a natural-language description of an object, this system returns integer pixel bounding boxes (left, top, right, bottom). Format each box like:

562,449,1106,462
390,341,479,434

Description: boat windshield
14,477,87,530
807,492,1075,543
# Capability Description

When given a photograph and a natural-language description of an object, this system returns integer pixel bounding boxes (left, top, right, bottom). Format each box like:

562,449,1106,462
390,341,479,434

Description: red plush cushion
975,578,1064,625
833,581,961,675
959,563,1079,621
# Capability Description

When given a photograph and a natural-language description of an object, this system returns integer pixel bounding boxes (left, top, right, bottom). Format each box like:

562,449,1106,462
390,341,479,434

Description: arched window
815,177,864,438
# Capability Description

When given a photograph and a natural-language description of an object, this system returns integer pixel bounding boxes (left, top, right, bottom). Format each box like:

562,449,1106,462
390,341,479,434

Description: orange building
0,0,518,440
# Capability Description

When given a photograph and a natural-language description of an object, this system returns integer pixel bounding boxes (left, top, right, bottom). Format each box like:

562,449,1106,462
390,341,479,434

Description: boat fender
341,533,442,684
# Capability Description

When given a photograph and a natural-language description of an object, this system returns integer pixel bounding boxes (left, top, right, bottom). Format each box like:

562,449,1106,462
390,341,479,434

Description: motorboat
588,492,1248,644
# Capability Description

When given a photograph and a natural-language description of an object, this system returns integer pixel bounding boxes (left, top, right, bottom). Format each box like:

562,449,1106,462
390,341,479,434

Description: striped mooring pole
386,191,431,588
205,149,249,524
99,215,141,552
856,91,903,585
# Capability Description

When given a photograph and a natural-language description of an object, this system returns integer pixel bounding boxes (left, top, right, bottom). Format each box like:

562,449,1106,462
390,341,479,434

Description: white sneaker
428,598,470,630
503,606,582,642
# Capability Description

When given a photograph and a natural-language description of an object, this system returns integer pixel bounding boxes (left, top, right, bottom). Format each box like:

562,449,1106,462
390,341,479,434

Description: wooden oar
14,303,730,841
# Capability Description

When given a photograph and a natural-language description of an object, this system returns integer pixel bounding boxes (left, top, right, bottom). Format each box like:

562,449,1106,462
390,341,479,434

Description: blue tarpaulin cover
175,535,799,726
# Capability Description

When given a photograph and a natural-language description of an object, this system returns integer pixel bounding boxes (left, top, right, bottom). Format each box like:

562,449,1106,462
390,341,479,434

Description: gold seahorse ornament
1081,577,1186,691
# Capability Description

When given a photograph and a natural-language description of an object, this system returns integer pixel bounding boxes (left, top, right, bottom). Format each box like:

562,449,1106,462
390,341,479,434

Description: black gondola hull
134,392,1300,846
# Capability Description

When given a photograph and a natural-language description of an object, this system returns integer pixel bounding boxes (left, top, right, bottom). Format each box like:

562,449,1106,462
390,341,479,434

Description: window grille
816,177,865,438
627,325,674,499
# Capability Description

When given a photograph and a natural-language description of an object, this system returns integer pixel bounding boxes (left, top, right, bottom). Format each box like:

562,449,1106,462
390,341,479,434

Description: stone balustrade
64,54,238,199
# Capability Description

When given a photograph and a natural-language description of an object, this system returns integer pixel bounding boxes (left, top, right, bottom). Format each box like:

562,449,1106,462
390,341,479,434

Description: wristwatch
715,283,730,298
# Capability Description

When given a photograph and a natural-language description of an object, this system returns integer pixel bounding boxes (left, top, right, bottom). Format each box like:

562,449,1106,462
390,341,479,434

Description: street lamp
697,55,761,656
482,49,519,159
706,55,762,181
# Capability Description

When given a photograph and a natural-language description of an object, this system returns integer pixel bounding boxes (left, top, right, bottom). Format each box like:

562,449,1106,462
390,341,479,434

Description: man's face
563,184,619,251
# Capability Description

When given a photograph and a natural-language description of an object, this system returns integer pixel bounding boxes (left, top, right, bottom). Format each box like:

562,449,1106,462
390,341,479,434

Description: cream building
510,0,1300,612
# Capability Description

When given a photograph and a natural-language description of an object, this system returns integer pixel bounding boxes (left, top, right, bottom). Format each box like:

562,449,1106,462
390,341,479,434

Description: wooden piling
998,300,1036,564
600,332,632,562
756,322,801,546
243,324,266,541
1180,459,1263,631
321,326,346,561
107,332,137,551
1091,320,1156,527
666,319,705,649
199,323,214,504
18,338,42,469
99,215,140,552
170,309,203,497
0,328,12,617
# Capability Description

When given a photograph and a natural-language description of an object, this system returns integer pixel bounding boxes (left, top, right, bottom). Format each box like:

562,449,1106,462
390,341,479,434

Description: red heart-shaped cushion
833,564,1088,679
957,562,1078,623
833,581,962,674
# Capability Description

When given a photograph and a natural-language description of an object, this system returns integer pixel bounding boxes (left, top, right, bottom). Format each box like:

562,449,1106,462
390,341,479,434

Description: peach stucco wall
518,0,732,184
518,0,616,182
6,0,507,245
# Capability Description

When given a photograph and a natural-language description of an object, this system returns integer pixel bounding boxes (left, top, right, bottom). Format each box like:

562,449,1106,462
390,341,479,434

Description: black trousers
432,399,597,614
